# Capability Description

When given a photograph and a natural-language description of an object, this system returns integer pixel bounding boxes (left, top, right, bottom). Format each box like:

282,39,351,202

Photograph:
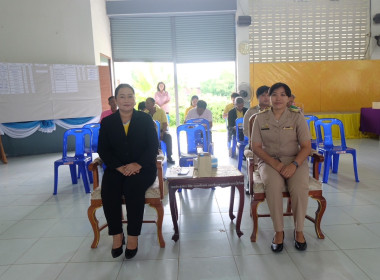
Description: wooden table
0,135,7,164
167,166,245,242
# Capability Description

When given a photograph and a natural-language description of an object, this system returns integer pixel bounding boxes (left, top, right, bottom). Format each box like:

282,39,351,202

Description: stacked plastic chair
53,128,92,195
177,123,207,167
185,118,213,154
314,118,359,184
304,115,319,150
234,117,249,171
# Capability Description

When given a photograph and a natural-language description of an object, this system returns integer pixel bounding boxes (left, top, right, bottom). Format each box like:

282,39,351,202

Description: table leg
229,185,236,220
235,184,244,238
169,186,179,242
0,136,7,164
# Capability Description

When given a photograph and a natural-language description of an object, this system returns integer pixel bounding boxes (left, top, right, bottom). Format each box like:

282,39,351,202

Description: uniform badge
261,124,270,130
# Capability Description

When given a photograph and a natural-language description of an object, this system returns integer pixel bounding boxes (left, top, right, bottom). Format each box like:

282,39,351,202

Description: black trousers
162,132,173,159
101,168,156,236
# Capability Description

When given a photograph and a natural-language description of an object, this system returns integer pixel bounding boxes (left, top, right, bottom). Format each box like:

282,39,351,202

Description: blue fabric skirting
0,116,99,138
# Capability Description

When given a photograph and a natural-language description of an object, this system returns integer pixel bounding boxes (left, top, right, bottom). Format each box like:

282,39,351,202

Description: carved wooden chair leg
312,195,326,239
250,199,262,242
88,204,102,248
286,197,292,213
151,202,166,248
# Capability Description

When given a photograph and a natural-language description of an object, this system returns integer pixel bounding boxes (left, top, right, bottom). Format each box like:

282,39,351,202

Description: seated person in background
145,97,175,164
100,96,117,122
228,97,247,142
252,82,311,253
287,94,303,113
243,85,271,138
185,100,213,129
223,92,240,119
137,101,146,111
287,94,296,107
184,95,198,120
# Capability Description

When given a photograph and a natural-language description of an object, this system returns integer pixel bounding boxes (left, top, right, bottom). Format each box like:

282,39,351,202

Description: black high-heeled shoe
125,246,138,259
111,234,125,258
271,231,284,253
125,238,138,259
294,230,307,251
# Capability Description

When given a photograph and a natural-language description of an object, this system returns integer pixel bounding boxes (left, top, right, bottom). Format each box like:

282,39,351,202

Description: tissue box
197,153,212,177
372,102,380,109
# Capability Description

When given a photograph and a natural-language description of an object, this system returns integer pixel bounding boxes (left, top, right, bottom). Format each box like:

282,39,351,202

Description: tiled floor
1,133,380,280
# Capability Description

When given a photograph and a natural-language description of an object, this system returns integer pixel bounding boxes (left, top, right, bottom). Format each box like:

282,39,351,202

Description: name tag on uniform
261,124,270,130
283,126,294,130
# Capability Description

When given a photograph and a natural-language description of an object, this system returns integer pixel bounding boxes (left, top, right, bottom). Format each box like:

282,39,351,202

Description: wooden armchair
245,113,327,242
87,155,166,248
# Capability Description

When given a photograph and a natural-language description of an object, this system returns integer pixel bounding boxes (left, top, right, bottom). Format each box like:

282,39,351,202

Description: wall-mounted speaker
237,16,251,26
374,13,380,24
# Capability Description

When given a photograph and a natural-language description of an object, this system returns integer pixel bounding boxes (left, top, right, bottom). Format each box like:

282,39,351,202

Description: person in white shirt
185,100,213,128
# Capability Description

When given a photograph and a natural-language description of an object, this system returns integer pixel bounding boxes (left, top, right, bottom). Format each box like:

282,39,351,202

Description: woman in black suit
98,84,158,259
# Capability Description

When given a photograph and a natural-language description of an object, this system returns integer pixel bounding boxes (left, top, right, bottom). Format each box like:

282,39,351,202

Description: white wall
370,0,380,60
90,0,112,65
235,0,251,107
0,0,95,65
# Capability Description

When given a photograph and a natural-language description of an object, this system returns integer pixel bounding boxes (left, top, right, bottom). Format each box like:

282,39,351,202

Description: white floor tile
323,224,380,250
289,250,371,280
178,256,240,280
57,262,122,280
179,231,233,258
344,248,380,280
0,263,65,280
16,237,85,264
235,254,304,280
117,259,178,280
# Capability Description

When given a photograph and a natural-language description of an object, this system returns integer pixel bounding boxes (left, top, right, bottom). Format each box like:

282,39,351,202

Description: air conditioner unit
237,16,251,26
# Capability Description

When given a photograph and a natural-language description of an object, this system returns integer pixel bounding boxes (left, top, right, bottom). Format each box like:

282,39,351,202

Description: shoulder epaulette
258,107,271,114
288,105,301,113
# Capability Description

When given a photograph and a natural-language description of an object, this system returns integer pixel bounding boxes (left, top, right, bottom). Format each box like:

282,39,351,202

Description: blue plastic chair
185,118,213,154
53,128,92,195
155,120,167,173
83,123,100,153
235,118,249,171
304,115,319,150
177,123,207,167
314,118,359,184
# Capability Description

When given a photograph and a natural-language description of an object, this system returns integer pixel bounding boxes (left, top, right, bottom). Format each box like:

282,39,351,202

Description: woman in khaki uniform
252,82,311,252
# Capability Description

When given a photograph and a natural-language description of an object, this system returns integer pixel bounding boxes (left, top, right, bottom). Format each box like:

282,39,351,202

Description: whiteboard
0,62,102,123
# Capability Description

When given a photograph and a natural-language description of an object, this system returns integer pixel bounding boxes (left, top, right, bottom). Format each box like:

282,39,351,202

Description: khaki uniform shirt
252,108,310,163
243,105,260,137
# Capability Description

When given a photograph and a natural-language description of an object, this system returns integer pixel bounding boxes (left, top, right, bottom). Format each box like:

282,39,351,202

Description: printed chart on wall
0,62,102,123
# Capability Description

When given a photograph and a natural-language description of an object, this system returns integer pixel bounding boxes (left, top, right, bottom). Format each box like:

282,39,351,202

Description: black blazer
98,109,158,172
228,107,248,141
228,107,248,129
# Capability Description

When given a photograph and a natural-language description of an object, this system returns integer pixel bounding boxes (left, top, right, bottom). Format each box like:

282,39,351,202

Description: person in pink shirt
100,96,117,122
154,82,171,114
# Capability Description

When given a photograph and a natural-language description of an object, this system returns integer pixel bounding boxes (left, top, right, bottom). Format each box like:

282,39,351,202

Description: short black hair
197,100,207,109
115,84,135,98
269,82,291,97
235,97,244,104
231,92,240,98
256,86,270,98
108,96,115,102
138,101,146,111
146,97,155,104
